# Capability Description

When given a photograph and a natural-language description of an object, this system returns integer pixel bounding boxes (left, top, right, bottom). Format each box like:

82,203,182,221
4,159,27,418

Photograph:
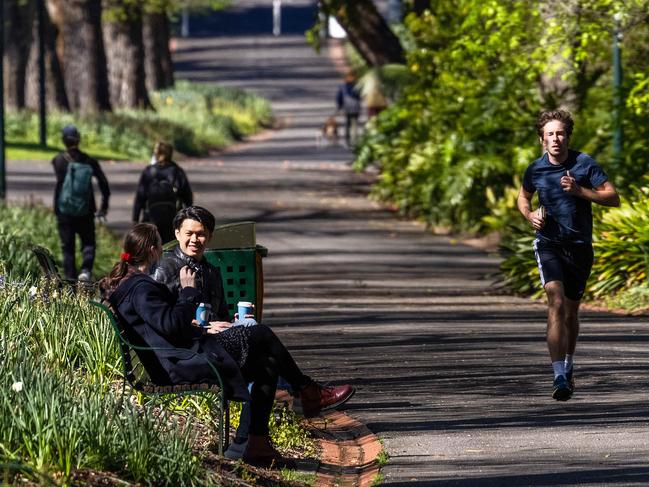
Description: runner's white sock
552,361,565,379
564,354,574,374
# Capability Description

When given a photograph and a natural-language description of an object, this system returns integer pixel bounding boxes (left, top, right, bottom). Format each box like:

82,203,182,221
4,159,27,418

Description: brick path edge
276,391,383,487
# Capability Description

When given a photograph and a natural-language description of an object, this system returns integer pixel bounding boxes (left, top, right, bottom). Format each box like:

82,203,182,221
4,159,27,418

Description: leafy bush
6,80,272,161
498,183,649,306
0,266,318,483
590,188,649,297
354,1,649,235
0,202,120,281
0,285,204,485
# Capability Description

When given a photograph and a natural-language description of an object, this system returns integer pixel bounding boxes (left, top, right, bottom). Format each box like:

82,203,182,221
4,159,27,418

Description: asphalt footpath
7,1,649,485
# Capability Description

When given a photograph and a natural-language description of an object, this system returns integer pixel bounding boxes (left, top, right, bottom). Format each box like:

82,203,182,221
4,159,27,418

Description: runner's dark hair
536,109,574,138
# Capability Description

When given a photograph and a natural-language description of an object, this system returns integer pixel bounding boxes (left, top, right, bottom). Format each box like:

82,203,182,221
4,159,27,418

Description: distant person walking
133,141,193,244
517,109,620,401
52,124,110,282
336,72,362,147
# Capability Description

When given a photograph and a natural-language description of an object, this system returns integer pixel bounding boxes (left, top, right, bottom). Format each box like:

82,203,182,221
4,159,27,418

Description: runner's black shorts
533,239,593,301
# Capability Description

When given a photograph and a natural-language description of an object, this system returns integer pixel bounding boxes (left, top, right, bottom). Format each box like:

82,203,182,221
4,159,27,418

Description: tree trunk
52,0,111,112
320,0,405,66
143,12,174,92
25,2,70,111
4,0,35,109
103,3,151,109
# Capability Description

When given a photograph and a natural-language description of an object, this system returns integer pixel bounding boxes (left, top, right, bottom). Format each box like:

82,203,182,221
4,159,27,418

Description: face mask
150,154,157,165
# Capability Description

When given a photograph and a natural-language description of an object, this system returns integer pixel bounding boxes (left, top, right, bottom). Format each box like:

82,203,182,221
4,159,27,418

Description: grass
376,447,389,467
6,80,272,162
0,278,323,485
0,203,322,485
371,472,385,486
281,468,317,485
0,202,121,281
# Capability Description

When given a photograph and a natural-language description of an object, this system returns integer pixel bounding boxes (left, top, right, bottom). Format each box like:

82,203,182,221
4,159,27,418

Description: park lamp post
612,12,623,170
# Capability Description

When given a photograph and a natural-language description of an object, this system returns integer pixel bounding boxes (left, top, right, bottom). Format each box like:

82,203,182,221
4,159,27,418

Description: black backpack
146,166,177,218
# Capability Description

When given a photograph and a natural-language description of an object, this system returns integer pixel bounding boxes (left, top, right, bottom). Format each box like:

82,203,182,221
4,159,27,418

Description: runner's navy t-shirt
522,150,609,244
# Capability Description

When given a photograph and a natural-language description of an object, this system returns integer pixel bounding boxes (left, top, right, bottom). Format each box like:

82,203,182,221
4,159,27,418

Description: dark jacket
132,162,193,223
107,272,249,401
152,245,231,322
52,148,110,217
336,81,361,115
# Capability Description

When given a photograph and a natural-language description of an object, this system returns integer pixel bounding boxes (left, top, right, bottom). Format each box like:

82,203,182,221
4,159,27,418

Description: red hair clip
120,252,131,262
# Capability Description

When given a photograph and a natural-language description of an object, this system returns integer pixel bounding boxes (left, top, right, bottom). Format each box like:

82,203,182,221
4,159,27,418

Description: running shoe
565,368,575,393
552,375,572,401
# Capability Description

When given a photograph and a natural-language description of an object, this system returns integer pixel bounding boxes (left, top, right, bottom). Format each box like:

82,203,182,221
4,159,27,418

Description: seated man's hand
205,321,233,334
179,266,195,289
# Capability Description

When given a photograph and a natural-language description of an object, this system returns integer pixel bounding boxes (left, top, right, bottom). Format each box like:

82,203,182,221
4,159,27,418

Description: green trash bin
203,245,268,322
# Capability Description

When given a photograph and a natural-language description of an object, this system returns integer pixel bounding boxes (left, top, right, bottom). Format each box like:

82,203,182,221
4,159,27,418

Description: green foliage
499,183,649,305
602,284,649,313
590,187,649,296
150,80,272,150
270,404,317,456
371,472,385,486
376,447,389,467
354,0,649,232
0,264,318,483
0,203,120,281
7,80,272,162
497,225,544,299
281,469,317,485
0,288,202,485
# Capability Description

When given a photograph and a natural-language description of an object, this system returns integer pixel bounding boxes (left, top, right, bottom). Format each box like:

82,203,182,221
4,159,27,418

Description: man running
517,109,620,401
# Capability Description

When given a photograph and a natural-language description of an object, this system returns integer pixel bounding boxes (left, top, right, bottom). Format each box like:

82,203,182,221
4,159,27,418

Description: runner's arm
517,187,545,230
560,175,620,207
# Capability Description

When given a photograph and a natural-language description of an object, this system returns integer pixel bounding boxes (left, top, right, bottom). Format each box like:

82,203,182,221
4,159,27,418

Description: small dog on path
316,116,339,148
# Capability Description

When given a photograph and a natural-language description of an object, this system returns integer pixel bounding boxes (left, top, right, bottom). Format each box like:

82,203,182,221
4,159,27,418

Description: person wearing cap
51,124,111,282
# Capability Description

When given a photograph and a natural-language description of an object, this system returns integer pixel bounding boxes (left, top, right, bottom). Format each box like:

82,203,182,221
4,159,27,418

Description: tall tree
103,0,151,108
4,0,35,109
25,1,70,111
51,0,111,112
143,10,174,91
319,0,405,66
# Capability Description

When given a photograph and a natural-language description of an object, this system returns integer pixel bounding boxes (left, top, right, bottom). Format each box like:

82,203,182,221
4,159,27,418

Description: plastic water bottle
196,303,211,327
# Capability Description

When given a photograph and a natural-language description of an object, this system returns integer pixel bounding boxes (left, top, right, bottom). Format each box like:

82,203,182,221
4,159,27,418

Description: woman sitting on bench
99,223,355,468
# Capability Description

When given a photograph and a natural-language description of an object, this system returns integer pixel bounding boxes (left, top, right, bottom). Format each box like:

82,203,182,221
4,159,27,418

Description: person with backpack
132,141,193,244
52,124,110,282
336,72,362,147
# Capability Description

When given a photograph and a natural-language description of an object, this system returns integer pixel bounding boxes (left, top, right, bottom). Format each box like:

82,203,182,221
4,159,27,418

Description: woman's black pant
238,325,311,436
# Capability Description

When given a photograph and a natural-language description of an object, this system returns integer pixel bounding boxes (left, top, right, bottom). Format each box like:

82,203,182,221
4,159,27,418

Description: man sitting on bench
100,223,355,467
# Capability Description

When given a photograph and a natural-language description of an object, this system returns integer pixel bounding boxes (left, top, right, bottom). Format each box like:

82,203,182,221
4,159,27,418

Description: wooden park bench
89,300,231,455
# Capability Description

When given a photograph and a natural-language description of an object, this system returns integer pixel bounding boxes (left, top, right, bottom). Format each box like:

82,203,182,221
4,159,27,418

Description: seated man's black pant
239,324,311,436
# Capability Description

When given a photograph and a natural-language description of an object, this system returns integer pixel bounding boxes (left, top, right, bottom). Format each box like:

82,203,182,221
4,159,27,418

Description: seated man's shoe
242,434,293,469
552,375,572,401
224,436,248,460
299,382,355,418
